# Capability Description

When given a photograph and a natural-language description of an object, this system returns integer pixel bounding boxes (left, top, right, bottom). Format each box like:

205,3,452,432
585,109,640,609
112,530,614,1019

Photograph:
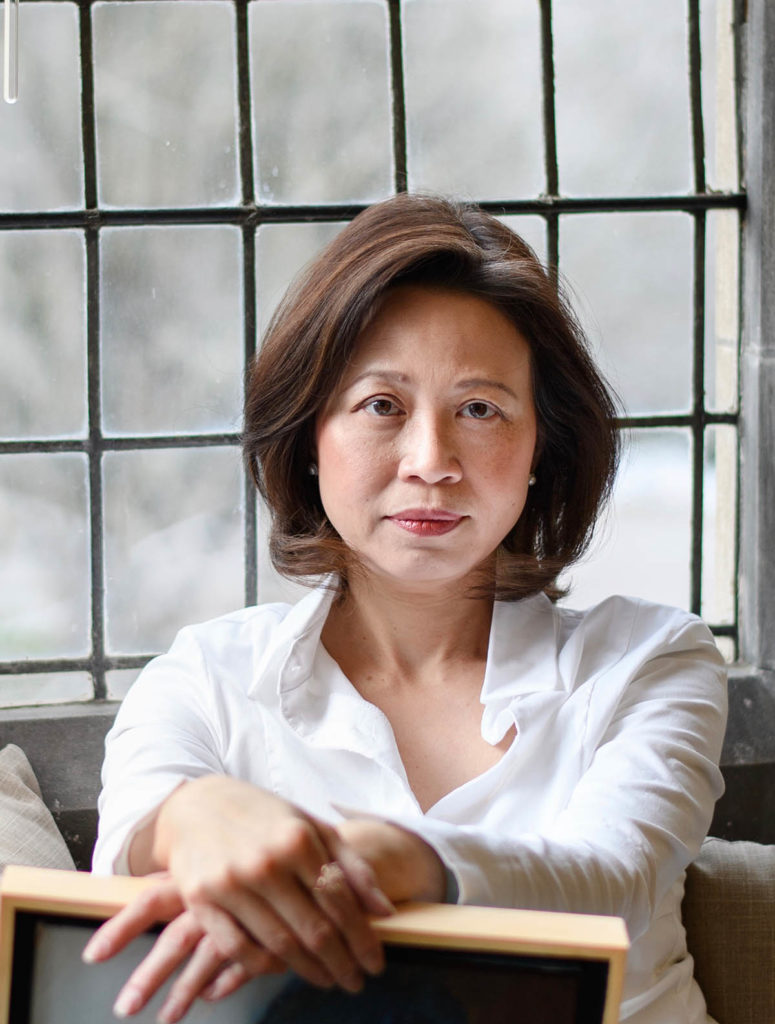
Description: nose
397,413,462,485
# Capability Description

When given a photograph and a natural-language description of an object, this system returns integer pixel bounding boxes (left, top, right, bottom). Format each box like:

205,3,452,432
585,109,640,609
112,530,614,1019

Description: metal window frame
0,0,748,705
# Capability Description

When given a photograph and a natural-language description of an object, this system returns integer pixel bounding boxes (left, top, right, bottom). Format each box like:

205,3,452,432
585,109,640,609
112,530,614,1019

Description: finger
330,840,395,917
111,912,203,1019
188,896,338,992
310,861,385,976
82,882,185,964
157,934,229,1024
200,961,255,1002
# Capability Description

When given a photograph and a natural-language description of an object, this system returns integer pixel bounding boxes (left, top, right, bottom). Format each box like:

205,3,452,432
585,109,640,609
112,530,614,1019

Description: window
0,0,755,710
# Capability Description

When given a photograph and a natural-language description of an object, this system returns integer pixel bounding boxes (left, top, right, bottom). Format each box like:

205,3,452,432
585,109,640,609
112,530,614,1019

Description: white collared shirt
94,585,726,1024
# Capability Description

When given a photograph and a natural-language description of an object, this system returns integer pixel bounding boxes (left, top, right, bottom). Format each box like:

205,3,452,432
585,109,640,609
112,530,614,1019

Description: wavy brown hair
243,193,620,601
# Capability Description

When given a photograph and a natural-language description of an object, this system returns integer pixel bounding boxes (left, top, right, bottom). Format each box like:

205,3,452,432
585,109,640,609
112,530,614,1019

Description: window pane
256,499,313,607
702,0,738,191
555,1,691,196
0,3,82,211
103,447,243,654
0,454,90,658
560,213,692,415
498,216,547,267
0,673,92,708
562,430,692,611
101,227,243,436
257,221,346,334
250,1,392,204
403,0,543,198
106,668,141,701
93,1,238,208
0,231,86,439
705,209,739,413
702,425,736,625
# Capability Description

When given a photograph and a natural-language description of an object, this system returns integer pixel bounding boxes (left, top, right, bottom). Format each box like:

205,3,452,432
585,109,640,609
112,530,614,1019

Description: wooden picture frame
0,866,628,1024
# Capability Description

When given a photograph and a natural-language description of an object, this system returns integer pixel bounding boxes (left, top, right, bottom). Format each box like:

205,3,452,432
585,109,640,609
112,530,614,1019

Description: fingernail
113,987,142,1019
82,937,107,963
157,1000,184,1024
342,972,363,994
362,948,384,975
371,888,395,916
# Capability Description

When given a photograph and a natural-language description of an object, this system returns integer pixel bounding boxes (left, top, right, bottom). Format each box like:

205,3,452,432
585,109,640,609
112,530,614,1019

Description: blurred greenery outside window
0,0,746,707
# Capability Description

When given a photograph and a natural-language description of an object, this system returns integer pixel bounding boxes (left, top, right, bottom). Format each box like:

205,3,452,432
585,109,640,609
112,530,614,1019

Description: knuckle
264,929,297,962
217,931,252,963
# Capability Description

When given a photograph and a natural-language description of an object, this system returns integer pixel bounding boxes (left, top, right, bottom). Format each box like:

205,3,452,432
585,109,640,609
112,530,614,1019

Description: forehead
346,284,532,374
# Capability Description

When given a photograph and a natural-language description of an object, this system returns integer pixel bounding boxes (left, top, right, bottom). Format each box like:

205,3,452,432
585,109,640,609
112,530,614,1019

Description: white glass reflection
256,221,346,334
560,213,692,416
93,2,238,208
0,454,89,658
0,3,82,211
101,227,243,436
0,672,92,708
250,1,392,204
554,1,691,196
702,425,736,625
404,0,543,199
103,447,243,654
0,231,86,439
562,430,691,611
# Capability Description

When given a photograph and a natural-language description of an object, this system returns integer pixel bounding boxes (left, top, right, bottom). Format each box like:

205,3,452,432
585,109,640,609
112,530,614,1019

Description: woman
89,194,726,1024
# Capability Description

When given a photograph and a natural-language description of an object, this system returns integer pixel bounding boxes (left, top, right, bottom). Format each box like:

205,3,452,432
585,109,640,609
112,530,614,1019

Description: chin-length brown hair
244,193,620,601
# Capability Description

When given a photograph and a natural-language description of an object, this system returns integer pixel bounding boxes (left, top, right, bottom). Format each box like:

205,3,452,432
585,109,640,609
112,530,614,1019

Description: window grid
0,0,746,700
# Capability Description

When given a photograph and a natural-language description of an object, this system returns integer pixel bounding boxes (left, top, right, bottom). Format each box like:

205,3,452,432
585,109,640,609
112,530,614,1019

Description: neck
322,573,494,684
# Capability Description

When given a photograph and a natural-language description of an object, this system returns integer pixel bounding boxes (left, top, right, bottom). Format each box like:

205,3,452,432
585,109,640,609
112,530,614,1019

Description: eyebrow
345,370,519,401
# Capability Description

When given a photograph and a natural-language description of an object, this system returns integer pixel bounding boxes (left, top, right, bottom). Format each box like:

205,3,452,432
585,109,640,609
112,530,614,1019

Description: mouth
387,509,465,537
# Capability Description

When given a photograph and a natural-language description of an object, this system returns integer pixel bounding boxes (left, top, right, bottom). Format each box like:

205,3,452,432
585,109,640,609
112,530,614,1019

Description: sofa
0,739,772,1024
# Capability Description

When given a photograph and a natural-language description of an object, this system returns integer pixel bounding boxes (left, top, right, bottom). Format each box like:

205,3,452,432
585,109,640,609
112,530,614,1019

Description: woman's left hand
83,875,278,1023
336,818,447,905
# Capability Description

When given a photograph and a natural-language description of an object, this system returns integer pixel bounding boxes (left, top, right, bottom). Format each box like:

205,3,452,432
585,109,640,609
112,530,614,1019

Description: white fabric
94,585,727,1024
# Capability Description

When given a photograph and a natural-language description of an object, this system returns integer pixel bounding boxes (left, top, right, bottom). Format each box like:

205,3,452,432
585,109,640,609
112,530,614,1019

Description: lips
388,509,465,537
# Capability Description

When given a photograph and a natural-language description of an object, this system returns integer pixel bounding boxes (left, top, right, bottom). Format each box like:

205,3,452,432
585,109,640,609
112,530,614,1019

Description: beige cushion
683,836,775,1024
0,744,75,873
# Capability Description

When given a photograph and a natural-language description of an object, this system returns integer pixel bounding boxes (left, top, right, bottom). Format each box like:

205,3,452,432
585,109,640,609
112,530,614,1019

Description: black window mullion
538,0,559,272
388,0,408,194
690,210,707,617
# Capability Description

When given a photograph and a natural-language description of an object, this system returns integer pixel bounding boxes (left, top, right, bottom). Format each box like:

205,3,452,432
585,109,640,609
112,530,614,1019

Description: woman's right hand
101,776,393,1015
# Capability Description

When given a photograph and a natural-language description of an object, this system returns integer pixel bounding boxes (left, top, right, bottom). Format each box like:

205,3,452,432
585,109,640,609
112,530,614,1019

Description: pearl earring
308,464,318,476
528,473,536,486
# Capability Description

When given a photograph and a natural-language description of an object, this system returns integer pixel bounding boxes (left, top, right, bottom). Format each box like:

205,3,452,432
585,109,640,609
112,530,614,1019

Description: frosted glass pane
93,2,238,208
701,0,738,190
256,222,346,334
0,231,86,439
702,425,736,625
256,499,312,607
498,217,547,268
250,1,392,204
555,2,691,196
0,4,83,211
104,447,244,653
560,214,692,415
562,430,691,611
101,227,243,435
0,673,92,708
0,454,90,658
404,0,543,199
106,668,141,700
705,210,739,413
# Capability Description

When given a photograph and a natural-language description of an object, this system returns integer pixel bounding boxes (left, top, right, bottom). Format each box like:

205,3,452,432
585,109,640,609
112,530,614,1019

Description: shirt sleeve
386,609,727,943
92,625,225,875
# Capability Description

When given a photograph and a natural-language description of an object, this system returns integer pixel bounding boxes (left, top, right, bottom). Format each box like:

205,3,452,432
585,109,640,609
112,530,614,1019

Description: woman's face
315,285,538,595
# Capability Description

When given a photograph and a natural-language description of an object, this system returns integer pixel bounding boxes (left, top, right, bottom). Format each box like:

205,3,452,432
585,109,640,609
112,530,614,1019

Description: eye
363,397,401,417
461,401,498,420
